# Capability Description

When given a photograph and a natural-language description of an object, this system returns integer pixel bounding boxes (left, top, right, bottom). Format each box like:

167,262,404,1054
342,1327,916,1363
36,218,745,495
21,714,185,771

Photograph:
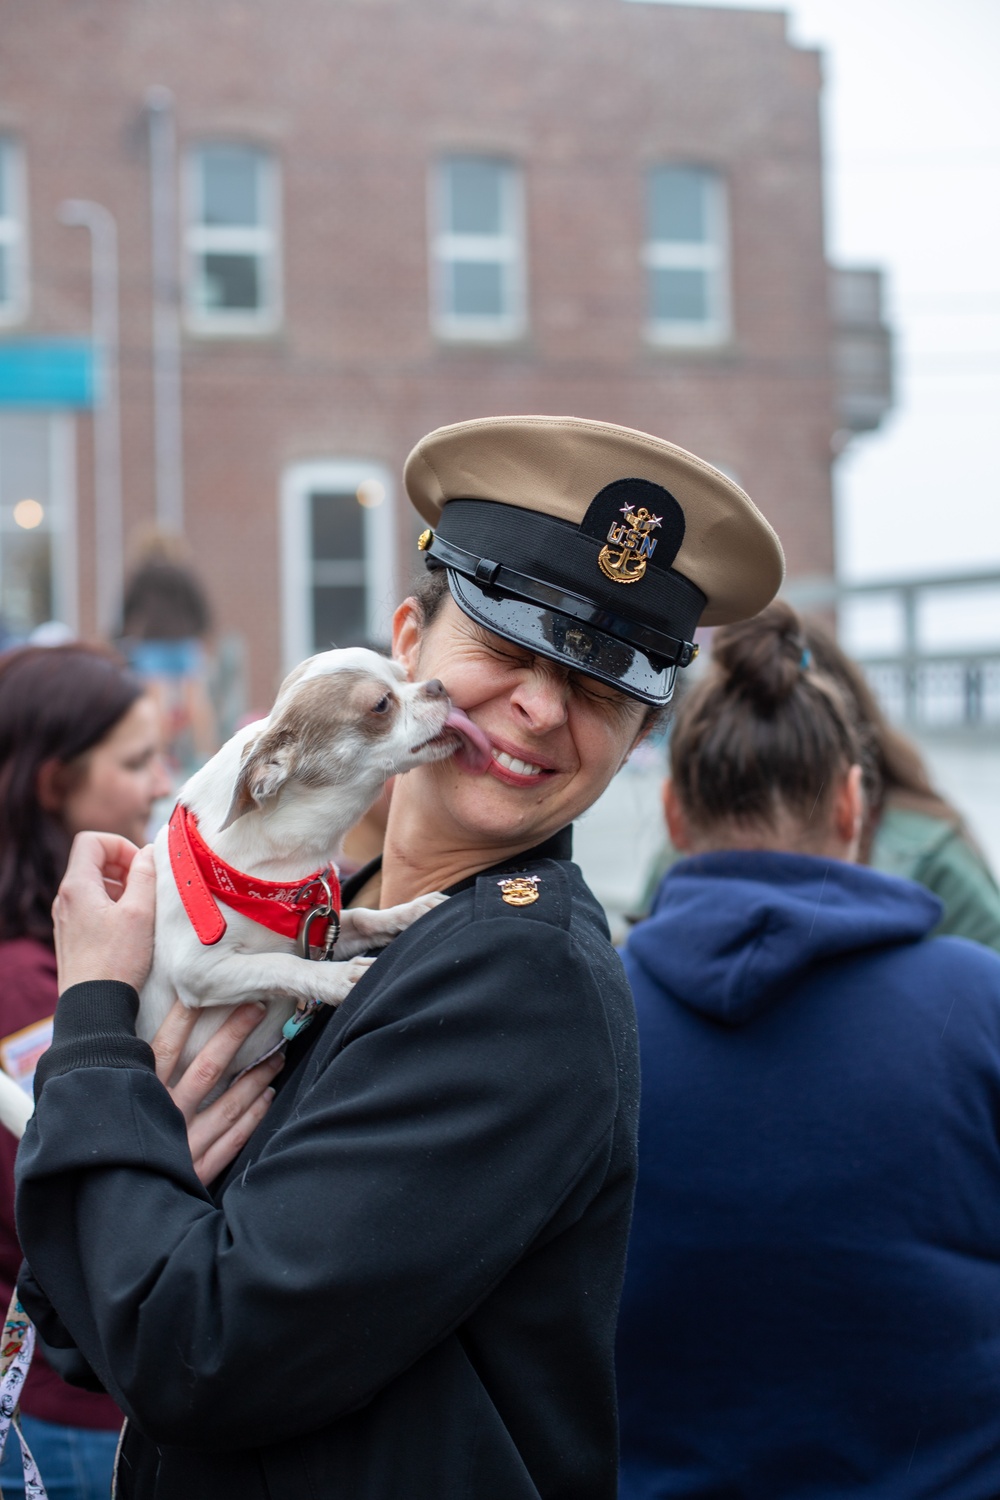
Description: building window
0,139,28,326
281,461,398,670
644,166,729,346
185,144,280,334
432,156,525,341
0,413,76,640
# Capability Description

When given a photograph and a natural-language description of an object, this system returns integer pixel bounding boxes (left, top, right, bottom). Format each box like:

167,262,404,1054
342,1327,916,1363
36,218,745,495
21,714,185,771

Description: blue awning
0,340,95,407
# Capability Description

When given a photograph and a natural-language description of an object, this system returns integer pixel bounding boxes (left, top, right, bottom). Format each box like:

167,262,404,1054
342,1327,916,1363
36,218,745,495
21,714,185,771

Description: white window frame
184,144,282,336
643,167,730,348
0,137,29,327
431,156,526,342
281,460,399,672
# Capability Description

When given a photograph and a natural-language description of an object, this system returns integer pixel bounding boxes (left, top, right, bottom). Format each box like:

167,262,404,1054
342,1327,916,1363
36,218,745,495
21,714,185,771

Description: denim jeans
0,1412,120,1500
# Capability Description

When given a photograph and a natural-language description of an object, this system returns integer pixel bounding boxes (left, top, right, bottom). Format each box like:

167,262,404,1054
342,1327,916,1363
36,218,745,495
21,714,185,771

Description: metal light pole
59,198,123,637
146,85,185,535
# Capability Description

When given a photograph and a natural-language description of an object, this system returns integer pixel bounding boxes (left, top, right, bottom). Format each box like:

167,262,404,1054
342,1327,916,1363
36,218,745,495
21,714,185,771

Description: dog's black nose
421,678,447,699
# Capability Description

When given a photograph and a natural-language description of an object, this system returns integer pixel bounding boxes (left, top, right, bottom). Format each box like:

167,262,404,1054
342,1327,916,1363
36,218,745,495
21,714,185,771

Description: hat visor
446,571,676,706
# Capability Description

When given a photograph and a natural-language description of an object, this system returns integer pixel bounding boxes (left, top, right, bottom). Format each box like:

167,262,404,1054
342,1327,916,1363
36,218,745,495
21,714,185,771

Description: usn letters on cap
579,478,686,587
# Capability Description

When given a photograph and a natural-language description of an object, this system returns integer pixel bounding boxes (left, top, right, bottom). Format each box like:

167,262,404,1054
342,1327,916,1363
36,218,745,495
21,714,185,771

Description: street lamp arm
58,198,122,638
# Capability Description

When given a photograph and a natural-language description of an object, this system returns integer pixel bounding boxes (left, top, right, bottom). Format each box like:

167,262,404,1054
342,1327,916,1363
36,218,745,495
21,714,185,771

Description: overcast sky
633,0,1000,585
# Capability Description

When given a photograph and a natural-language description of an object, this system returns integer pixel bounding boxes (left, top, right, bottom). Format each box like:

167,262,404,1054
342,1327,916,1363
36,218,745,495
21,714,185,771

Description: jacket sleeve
920,831,1000,955
15,902,621,1450
16,1262,108,1394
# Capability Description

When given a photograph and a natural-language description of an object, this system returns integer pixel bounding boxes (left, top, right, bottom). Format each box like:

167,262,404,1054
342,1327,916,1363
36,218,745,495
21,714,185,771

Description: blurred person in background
802,614,1000,953
0,645,280,1499
636,617,1000,955
616,601,1000,1498
118,531,218,775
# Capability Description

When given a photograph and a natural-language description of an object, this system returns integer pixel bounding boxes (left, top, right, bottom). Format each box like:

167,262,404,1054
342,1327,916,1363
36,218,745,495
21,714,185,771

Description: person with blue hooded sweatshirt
616,600,1000,1500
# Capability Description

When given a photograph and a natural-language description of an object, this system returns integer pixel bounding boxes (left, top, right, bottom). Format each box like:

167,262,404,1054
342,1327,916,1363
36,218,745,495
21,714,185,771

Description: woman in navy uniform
15,417,782,1500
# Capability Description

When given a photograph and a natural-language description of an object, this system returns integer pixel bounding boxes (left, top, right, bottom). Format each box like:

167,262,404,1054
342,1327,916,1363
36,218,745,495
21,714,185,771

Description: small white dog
0,648,490,1136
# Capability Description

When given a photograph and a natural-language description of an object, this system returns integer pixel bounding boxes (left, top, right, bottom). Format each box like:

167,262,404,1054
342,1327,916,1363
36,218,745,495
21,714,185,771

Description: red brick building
0,0,883,709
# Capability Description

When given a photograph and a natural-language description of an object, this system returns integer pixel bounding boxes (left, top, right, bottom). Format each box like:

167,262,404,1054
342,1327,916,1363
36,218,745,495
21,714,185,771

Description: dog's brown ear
220,734,297,830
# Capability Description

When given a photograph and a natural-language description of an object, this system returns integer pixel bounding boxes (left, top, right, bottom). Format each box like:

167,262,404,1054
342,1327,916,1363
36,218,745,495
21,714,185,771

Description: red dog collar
168,803,341,951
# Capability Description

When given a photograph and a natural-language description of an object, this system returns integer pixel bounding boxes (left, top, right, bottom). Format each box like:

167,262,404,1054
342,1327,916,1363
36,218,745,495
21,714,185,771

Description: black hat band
432,499,706,660
424,530,698,670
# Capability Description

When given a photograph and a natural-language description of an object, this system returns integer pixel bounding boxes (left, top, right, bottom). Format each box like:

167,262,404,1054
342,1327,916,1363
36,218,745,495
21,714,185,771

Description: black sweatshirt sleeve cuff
35,980,156,1094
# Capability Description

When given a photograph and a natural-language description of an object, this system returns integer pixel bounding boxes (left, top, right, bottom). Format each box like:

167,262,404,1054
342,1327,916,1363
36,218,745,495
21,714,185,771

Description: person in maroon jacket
0,644,280,1500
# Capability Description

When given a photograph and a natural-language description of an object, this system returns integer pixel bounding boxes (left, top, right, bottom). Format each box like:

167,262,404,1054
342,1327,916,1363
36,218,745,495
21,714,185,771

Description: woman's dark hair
120,531,211,642
410,565,452,627
669,600,875,838
0,645,145,944
800,614,954,833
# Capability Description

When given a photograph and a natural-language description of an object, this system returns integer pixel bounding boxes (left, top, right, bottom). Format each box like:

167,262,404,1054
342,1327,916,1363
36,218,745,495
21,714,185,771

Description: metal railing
785,569,1000,736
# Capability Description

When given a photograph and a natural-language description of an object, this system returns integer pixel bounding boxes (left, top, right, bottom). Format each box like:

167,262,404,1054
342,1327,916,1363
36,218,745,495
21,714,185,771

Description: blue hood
624,851,942,1026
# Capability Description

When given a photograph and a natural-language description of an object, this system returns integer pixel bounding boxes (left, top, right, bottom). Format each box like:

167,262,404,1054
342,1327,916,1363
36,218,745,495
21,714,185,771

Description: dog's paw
376,890,449,933
343,893,448,945
336,954,376,992
406,891,449,918
314,954,376,1007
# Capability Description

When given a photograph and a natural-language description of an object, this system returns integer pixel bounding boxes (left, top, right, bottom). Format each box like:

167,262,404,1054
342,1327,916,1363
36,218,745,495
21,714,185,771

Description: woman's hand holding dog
53,831,157,993
54,831,279,1183
153,1000,284,1185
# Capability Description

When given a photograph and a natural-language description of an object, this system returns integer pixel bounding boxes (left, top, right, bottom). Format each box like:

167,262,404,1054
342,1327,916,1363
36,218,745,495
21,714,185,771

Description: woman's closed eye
570,672,643,724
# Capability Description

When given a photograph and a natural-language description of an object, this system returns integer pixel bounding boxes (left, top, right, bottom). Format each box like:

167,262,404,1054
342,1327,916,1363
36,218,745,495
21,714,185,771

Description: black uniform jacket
15,830,640,1500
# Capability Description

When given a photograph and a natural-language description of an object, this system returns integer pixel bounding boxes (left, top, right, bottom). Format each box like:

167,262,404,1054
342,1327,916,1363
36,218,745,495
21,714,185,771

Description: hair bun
712,599,807,713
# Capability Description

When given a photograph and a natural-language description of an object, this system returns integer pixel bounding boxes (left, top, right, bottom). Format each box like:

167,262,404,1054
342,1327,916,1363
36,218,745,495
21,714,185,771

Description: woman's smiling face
392,594,648,852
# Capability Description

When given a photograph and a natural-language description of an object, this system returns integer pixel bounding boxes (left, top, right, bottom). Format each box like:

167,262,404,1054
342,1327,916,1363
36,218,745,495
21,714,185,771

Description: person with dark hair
0,645,281,1500
120,537,211,647
616,599,1000,1498
800,614,1000,953
637,618,1000,951
119,531,218,771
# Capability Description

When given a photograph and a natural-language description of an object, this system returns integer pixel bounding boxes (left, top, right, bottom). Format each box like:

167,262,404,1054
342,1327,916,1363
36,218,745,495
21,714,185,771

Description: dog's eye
371,695,390,714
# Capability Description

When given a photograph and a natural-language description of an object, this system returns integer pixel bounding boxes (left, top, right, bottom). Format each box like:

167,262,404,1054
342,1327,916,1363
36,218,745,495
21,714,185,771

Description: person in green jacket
801,617,1000,955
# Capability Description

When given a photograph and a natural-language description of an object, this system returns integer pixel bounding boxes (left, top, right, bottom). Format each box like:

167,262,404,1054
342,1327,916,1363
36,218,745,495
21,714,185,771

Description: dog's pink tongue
444,709,493,775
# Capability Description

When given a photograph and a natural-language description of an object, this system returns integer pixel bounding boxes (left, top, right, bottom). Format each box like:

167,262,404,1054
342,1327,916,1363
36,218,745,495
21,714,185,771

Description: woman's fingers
64,830,143,893
187,1053,285,1185
165,1002,269,1122
156,1002,282,1182
54,834,156,993
151,999,199,1086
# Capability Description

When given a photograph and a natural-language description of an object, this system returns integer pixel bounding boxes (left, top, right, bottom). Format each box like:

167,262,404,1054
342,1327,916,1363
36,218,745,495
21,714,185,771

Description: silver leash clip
286,875,341,1042
296,874,340,961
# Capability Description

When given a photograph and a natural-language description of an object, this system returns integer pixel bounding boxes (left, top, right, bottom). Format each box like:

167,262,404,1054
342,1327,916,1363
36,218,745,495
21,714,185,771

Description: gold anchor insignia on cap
498,875,540,906
417,528,433,551
598,504,662,585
